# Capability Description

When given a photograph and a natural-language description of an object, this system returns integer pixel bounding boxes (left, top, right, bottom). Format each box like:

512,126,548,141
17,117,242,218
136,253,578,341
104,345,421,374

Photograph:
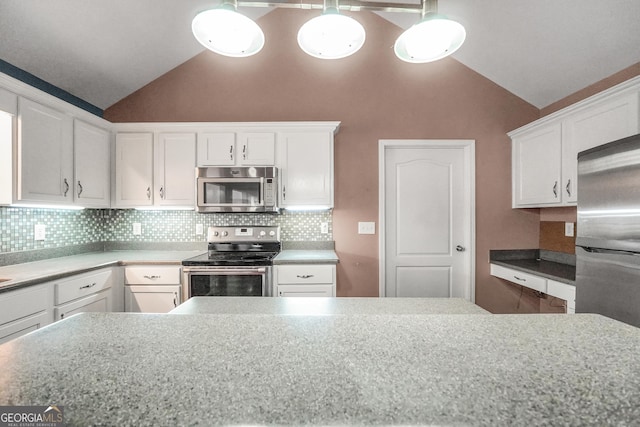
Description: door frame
378,139,476,300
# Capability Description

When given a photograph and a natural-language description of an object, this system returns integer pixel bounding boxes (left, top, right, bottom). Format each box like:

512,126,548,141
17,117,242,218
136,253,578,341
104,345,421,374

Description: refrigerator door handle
581,246,640,257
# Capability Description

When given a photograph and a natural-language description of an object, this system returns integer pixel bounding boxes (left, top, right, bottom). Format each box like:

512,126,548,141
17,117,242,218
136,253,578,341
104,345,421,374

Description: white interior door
379,140,475,300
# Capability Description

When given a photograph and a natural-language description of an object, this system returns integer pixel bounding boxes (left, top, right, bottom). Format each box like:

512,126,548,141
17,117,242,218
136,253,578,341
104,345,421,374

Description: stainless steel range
182,226,280,298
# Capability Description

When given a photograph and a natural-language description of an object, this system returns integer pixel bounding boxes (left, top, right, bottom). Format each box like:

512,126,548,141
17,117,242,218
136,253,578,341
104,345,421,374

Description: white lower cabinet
275,264,336,297
490,264,575,313
124,285,181,313
0,284,51,345
53,268,114,321
124,266,182,313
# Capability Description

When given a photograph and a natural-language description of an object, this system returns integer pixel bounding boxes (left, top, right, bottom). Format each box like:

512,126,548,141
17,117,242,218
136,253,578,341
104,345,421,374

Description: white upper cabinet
115,132,154,207
155,133,196,206
197,131,275,166
18,97,74,204
279,131,334,208
509,77,640,208
115,131,196,208
512,123,563,207
74,120,110,208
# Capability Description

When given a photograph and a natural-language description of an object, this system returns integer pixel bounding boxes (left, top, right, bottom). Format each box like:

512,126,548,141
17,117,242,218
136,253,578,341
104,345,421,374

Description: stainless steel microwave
196,167,278,213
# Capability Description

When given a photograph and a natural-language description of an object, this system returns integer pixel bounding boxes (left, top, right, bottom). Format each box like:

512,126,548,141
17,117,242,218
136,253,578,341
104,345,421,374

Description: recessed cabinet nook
509,77,640,208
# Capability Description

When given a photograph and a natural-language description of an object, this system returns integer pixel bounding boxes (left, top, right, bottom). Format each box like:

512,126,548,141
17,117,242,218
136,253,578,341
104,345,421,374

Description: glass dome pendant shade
297,1,366,59
394,11,465,63
192,1,265,58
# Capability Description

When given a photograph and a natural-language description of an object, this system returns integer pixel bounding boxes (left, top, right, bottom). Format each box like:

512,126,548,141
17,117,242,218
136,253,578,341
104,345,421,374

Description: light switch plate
320,222,329,234
358,222,376,235
133,223,142,236
196,224,204,235
34,224,46,241
565,222,575,237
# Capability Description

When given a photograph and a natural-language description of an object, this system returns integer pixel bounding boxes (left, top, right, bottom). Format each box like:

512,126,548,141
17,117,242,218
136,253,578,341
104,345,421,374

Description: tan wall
105,9,541,312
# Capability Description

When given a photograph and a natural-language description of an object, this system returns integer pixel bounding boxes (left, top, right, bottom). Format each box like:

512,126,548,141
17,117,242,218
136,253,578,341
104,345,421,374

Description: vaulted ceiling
1,0,639,111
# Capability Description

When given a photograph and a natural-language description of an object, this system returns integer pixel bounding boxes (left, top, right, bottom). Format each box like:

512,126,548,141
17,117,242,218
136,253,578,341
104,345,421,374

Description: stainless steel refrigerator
576,132,640,327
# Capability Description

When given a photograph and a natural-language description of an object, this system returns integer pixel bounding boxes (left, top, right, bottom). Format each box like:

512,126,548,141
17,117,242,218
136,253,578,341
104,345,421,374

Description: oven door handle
184,267,267,275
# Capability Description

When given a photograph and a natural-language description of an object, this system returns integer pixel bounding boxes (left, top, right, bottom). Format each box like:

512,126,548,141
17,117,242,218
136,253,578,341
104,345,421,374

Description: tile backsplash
0,206,333,254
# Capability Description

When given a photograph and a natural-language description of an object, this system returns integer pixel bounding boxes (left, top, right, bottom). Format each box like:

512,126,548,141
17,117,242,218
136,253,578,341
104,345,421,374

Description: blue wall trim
0,59,104,118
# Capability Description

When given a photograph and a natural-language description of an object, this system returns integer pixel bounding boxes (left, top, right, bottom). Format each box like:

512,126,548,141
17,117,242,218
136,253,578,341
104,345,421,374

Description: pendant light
394,0,465,63
297,0,366,59
192,0,265,57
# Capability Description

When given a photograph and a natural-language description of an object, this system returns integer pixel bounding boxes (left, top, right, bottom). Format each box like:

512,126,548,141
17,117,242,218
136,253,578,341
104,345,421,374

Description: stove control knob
269,231,276,237
213,231,219,237
259,231,266,237
222,231,229,237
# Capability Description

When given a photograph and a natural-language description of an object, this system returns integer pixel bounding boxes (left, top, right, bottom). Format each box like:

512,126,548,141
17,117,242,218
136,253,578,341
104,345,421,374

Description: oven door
197,177,264,212
185,266,272,297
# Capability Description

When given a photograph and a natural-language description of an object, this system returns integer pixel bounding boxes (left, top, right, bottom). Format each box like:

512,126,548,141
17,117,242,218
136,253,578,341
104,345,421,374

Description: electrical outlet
320,222,329,234
133,223,142,236
196,224,204,235
358,221,376,235
565,222,575,237
34,224,46,241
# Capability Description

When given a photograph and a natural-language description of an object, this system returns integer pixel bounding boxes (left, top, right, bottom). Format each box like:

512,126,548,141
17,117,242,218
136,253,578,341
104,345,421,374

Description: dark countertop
1,311,639,425
490,249,576,285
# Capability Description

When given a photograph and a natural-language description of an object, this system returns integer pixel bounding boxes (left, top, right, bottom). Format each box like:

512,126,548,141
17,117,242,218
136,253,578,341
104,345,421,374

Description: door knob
455,245,465,252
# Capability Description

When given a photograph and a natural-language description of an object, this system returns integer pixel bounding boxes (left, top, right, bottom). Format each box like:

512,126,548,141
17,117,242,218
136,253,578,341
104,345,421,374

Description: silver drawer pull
80,282,97,289
513,276,526,282
143,275,161,280
296,274,314,279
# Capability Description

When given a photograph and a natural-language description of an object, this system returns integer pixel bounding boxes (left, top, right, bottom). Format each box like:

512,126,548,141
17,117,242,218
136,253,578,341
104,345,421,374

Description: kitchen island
1,302,639,426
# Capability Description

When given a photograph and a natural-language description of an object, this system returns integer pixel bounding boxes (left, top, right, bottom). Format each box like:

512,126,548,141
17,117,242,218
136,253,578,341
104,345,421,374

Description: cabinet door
0,311,51,345
74,120,110,207
512,123,562,207
155,133,196,206
563,91,640,204
124,285,181,313
54,289,111,321
279,131,333,208
237,132,275,165
197,132,236,166
276,284,335,297
115,132,153,207
0,284,50,327
18,97,73,203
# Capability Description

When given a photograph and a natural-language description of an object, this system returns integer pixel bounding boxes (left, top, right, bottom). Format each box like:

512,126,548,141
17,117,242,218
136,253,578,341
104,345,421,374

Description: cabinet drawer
277,284,335,297
124,266,181,285
55,269,113,305
490,264,547,293
0,311,51,345
547,279,576,302
54,289,111,321
276,265,334,284
0,285,49,326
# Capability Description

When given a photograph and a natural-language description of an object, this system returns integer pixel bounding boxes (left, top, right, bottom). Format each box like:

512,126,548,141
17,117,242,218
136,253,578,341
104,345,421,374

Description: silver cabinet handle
146,187,151,200
283,185,286,201
552,181,558,198
63,178,70,197
159,186,164,199
566,179,571,197
455,245,465,252
80,282,97,290
143,275,161,280
229,145,234,161
242,144,247,160
296,274,314,279
173,292,178,307
513,276,526,282
77,180,83,197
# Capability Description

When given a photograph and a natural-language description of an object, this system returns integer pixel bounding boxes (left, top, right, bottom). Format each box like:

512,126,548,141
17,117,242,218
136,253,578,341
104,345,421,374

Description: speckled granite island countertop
0,250,203,293
170,296,489,315
1,312,639,426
